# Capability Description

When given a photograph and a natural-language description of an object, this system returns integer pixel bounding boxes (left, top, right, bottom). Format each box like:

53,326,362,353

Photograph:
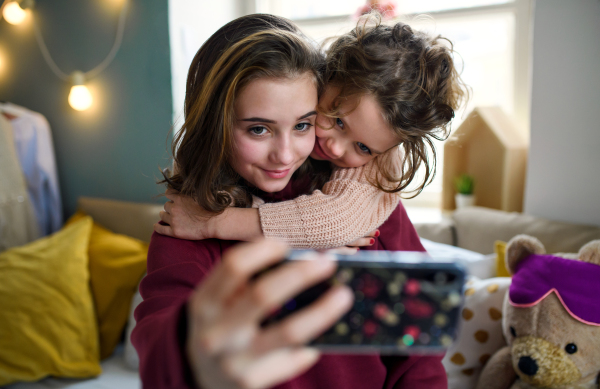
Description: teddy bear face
502,292,600,387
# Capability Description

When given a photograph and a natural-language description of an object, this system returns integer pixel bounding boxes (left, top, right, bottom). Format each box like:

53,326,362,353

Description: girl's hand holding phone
185,240,353,389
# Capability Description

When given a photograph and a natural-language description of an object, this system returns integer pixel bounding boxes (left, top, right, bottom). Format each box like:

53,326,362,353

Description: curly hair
321,13,468,196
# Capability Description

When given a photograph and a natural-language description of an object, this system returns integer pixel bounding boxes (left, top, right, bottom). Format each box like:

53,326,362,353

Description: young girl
133,13,464,389
155,13,465,250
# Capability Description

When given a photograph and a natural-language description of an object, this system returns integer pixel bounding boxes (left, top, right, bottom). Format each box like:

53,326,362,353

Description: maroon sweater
132,184,447,389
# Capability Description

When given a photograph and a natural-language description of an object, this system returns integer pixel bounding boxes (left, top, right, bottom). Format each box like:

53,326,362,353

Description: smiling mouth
261,168,291,179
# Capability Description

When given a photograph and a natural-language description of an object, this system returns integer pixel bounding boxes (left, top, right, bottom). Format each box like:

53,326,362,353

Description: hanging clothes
0,103,63,236
0,114,40,251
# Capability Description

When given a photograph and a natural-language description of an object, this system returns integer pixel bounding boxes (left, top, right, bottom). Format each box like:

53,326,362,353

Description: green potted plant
454,174,475,208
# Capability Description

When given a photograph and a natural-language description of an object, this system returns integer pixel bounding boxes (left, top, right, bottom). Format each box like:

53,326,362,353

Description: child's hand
346,229,379,248
322,229,379,255
154,189,216,240
156,189,264,242
185,240,354,389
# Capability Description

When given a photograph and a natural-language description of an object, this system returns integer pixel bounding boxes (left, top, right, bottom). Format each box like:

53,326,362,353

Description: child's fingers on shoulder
153,222,173,236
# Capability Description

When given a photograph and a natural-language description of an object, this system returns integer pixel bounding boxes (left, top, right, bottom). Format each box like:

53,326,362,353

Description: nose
270,133,294,166
518,356,538,376
325,136,344,158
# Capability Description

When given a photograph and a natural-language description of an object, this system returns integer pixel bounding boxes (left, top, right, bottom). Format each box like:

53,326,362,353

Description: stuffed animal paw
476,235,600,389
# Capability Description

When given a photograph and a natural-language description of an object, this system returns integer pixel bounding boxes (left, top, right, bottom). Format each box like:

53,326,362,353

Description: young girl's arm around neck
155,148,402,248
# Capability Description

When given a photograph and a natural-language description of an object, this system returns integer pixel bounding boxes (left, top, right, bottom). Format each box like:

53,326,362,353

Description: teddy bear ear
578,240,600,266
506,235,545,275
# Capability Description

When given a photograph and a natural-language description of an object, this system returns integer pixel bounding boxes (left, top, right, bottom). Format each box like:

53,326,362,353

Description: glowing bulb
69,71,92,111
2,2,27,25
69,85,93,111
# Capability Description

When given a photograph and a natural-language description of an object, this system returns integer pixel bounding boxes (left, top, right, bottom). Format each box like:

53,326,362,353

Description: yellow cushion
67,212,148,359
494,240,511,277
0,217,101,386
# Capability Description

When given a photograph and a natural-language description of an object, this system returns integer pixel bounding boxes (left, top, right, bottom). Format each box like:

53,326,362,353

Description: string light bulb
2,0,34,25
68,71,93,111
4,0,128,113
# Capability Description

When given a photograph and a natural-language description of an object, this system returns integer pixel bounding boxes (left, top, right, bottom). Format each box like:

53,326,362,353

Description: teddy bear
476,235,600,389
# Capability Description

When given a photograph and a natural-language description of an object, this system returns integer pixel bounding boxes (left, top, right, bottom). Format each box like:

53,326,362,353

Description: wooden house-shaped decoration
442,107,529,212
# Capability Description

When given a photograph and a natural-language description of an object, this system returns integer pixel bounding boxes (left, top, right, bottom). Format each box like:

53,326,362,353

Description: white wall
168,0,243,127
524,0,600,226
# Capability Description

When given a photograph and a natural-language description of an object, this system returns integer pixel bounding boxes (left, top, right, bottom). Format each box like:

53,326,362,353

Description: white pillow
442,276,511,389
124,283,143,370
420,238,496,279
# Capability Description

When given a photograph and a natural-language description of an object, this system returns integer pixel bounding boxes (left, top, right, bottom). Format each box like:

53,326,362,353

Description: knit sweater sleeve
258,149,402,249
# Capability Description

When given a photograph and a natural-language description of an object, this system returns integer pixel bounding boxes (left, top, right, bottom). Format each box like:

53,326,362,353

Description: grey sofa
414,206,600,255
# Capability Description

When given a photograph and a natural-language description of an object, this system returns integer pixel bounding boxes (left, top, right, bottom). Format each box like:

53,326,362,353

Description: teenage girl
133,13,465,389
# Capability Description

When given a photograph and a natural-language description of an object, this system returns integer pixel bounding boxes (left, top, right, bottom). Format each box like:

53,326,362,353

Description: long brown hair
322,13,468,196
164,14,326,214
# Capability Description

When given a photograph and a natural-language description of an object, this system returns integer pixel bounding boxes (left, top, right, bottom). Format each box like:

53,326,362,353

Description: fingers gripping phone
261,250,467,354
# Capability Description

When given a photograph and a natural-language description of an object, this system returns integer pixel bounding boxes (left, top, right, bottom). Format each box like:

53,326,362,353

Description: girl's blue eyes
248,123,312,136
249,126,267,135
336,118,371,155
295,123,312,131
357,142,371,155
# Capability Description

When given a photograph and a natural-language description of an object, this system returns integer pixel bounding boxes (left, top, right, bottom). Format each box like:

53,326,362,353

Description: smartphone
261,250,467,354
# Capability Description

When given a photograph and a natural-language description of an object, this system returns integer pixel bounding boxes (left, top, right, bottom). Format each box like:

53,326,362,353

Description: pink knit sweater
258,149,402,248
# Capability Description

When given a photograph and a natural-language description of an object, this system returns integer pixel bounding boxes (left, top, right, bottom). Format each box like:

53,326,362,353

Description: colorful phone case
262,250,467,354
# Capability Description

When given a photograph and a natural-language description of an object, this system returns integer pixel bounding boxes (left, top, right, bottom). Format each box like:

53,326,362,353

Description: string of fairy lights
1,0,129,111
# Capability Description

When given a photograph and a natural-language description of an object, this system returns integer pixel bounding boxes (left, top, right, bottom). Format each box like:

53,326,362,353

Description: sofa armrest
77,197,163,243
413,219,456,246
